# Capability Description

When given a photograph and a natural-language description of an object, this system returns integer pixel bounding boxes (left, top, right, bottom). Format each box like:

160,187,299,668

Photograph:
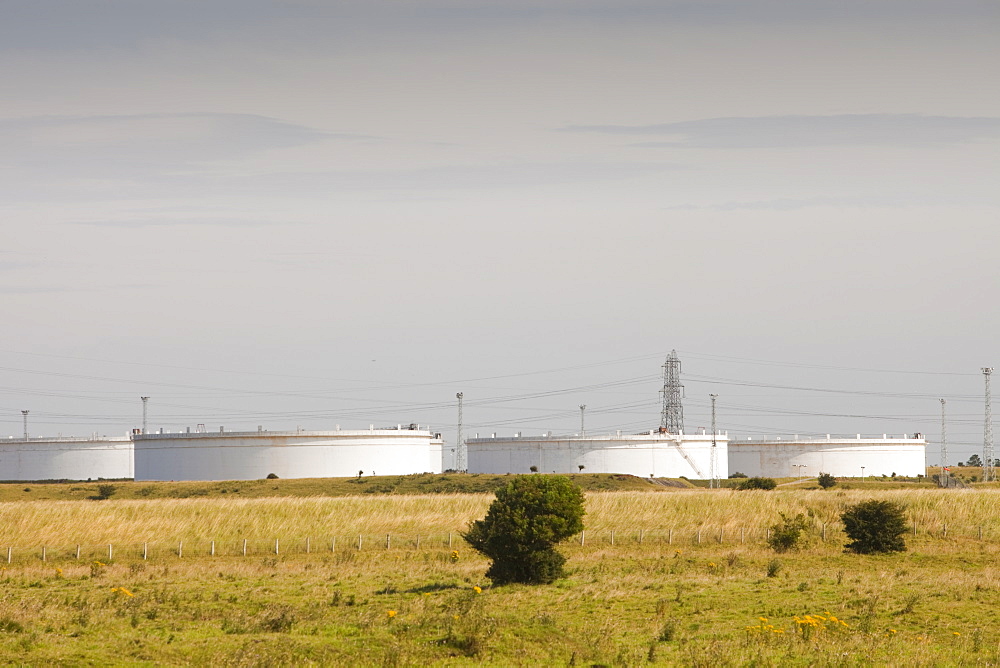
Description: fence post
668,528,673,544
386,534,391,550
6,547,10,564
306,537,310,554
979,526,983,540
611,530,615,546
211,540,215,557
42,547,46,562
639,529,644,544
274,539,279,555
580,530,585,546
912,523,917,537
696,529,701,545
822,524,827,542
178,541,183,558
415,535,420,550
448,533,452,548
108,544,113,561
718,529,724,544
143,543,147,560
331,537,336,552
242,539,247,557
357,535,363,551
76,545,81,560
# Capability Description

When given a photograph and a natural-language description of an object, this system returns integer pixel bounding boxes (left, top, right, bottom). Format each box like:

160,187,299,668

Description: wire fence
0,522,994,565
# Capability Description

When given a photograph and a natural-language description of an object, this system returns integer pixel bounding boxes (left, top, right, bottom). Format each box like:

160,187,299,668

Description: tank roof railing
734,433,926,443
132,427,434,440
466,430,729,441
2,434,132,443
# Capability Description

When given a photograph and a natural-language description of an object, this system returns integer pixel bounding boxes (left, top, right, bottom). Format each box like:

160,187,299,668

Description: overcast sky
2,0,998,467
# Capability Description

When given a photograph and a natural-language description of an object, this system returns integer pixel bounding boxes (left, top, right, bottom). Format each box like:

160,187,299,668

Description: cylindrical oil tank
727,435,926,478
467,431,728,479
133,428,443,481
0,436,133,481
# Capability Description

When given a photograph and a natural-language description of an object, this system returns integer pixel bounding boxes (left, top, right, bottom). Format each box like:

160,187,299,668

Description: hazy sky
2,1,998,467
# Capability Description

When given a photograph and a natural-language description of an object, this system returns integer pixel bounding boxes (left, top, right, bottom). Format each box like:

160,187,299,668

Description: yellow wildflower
386,610,397,618
472,586,482,594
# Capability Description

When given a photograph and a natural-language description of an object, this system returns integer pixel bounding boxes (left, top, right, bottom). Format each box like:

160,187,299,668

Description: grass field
3,483,1000,665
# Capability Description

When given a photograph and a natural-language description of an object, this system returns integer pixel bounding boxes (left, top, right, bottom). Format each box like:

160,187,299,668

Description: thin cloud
65,218,301,229
561,114,1000,148
0,113,362,174
664,193,1000,211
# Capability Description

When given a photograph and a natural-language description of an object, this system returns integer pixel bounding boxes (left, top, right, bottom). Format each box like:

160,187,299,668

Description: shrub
95,484,116,500
658,619,677,641
841,499,908,554
463,475,585,585
817,472,836,489
266,473,279,480
766,559,782,577
738,477,777,491
768,513,810,552
729,472,748,478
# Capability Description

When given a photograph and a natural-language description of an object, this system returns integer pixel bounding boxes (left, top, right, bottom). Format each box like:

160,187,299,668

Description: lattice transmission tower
660,350,684,433
709,394,719,488
455,392,466,472
984,368,994,483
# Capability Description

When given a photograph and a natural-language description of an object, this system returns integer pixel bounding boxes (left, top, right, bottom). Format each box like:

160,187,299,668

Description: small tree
841,499,907,554
817,472,836,489
577,465,585,472
967,454,983,468
529,465,538,473
463,475,585,585
768,513,809,552
738,477,777,491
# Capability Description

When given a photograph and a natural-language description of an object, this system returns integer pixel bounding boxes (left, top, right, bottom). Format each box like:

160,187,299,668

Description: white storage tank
0,435,133,481
467,430,728,479
134,426,443,481
727,434,927,478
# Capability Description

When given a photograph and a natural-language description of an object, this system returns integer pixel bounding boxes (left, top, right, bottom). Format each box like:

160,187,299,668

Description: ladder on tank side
673,442,704,478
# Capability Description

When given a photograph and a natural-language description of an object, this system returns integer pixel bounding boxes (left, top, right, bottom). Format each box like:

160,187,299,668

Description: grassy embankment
3,488,1000,664
0,472,672,503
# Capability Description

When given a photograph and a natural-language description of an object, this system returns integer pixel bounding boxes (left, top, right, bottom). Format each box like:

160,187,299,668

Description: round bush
738,477,777,490
841,499,907,554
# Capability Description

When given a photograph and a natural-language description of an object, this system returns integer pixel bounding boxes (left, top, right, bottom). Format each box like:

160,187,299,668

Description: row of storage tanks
0,426,926,481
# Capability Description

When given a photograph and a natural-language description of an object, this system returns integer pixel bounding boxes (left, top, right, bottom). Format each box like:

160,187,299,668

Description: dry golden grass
4,487,1000,554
